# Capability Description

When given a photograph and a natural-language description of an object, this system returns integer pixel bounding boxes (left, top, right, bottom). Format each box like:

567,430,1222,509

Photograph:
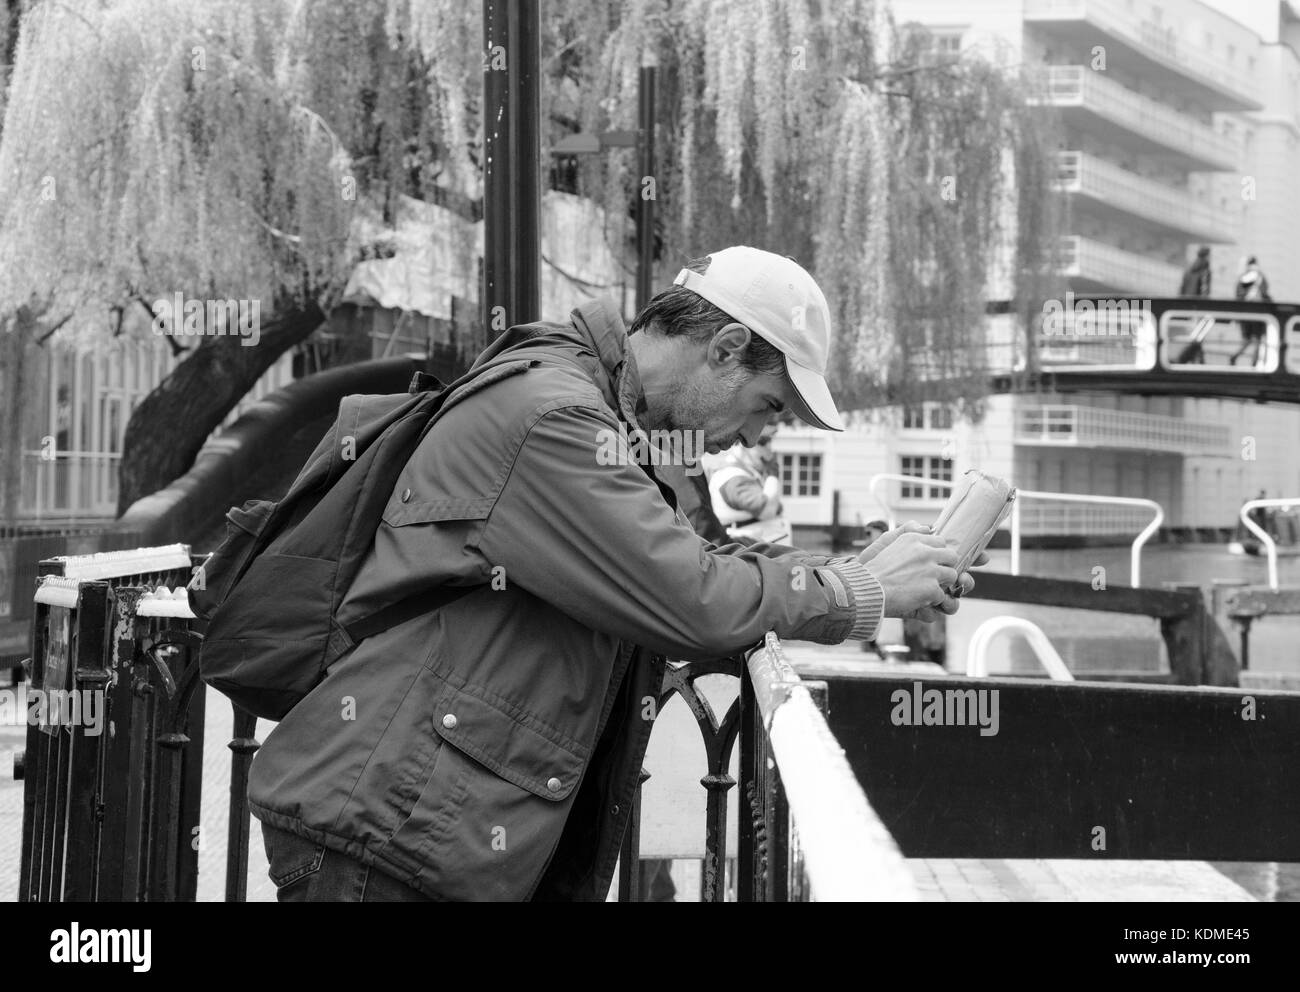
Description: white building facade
776,0,1300,538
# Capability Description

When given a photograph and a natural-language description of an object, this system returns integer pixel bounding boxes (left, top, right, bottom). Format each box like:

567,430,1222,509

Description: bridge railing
868,473,1164,586
1239,496,1300,591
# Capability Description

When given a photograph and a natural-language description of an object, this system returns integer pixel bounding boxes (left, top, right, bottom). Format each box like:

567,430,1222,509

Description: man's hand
858,522,989,620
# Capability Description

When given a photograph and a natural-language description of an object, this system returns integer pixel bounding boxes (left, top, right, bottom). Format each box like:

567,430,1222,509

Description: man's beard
661,369,745,449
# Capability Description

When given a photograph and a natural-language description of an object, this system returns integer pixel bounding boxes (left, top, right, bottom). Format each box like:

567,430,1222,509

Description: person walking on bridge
1178,245,1212,298
1230,256,1272,367
248,247,984,902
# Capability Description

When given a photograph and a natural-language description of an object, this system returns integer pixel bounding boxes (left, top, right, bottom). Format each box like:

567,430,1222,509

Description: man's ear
708,322,752,370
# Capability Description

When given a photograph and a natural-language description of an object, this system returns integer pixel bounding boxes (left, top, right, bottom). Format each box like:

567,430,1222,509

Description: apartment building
776,0,1300,539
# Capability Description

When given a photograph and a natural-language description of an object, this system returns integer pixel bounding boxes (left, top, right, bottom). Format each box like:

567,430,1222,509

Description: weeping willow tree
540,0,1066,415
0,0,482,514
0,0,1062,520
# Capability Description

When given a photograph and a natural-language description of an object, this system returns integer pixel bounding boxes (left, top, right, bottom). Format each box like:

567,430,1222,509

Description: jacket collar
569,299,650,436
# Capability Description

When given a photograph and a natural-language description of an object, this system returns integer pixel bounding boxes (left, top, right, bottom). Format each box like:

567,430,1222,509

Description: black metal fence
17,546,218,901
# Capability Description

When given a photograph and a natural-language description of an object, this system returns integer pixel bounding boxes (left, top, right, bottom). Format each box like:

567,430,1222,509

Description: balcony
1057,235,1182,297
1014,403,1232,456
1055,151,1239,243
1030,66,1239,172
1024,0,1261,112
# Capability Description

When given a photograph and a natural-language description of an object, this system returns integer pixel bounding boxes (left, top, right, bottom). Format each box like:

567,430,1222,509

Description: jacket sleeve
475,404,883,658
718,474,771,518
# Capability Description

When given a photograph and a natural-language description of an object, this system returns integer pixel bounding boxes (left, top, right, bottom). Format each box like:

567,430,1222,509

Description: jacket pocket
428,672,588,801
381,495,496,528
394,669,591,900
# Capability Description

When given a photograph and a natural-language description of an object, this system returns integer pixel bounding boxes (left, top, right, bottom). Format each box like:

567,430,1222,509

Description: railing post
225,703,260,902
737,669,760,901
1010,497,1022,575
61,583,114,901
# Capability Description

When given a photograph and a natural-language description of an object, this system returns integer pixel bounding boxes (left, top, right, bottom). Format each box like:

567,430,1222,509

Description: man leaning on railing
248,247,984,902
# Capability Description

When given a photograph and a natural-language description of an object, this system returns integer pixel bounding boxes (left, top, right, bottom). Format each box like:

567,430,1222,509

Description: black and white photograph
0,0,1294,966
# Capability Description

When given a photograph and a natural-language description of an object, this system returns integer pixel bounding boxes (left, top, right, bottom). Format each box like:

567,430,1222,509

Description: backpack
189,349,572,720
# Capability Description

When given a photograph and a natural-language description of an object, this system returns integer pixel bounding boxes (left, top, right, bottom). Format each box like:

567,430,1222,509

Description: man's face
652,323,791,454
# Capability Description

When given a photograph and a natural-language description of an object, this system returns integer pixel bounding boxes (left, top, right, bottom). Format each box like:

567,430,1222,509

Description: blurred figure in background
1178,245,1212,297
1230,256,1272,367
1236,256,1272,303
862,519,889,545
704,420,789,545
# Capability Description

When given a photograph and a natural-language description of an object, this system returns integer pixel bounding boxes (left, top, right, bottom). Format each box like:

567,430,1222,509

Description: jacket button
611,804,620,816
441,713,458,730
400,488,412,503
546,777,562,793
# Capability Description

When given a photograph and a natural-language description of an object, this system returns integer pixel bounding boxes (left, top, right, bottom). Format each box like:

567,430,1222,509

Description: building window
902,403,954,430
780,453,822,497
900,455,953,499
935,32,962,55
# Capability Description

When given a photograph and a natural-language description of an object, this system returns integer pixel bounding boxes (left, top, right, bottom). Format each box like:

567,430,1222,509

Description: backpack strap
339,345,591,646
341,583,480,645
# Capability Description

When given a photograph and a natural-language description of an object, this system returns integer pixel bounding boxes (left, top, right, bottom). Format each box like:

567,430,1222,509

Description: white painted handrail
966,617,1074,682
747,633,918,901
867,474,1163,587
1012,490,1162,588
1238,497,1299,591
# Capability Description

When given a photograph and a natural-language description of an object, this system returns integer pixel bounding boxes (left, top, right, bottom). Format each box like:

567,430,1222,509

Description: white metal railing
1023,0,1258,105
1239,497,1300,591
1014,403,1232,456
1058,235,1184,298
1054,151,1237,241
966,617,1075,682
747,633,917,901
868,473,1164,586
1032,66,1238,170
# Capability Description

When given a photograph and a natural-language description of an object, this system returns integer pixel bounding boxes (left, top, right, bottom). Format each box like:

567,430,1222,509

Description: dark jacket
1179,258,1211,297
246,298,884,900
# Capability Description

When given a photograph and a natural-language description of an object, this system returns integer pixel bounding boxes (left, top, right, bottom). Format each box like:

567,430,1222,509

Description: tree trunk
115,301,326,515
0,307,40,523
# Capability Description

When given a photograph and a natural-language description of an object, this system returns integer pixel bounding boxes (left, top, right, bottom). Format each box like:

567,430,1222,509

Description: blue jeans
261,823,433,902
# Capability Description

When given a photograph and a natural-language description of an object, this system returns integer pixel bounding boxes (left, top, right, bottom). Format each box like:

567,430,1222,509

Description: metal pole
635,60,657,313
482,0,542,335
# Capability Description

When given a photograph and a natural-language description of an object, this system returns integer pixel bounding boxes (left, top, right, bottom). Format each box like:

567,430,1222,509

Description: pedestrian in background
1178,245,1212,297
1229,256,1272,367
704,419,789,545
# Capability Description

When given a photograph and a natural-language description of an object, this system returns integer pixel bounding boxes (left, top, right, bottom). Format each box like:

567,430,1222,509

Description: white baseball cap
673,247,844,431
